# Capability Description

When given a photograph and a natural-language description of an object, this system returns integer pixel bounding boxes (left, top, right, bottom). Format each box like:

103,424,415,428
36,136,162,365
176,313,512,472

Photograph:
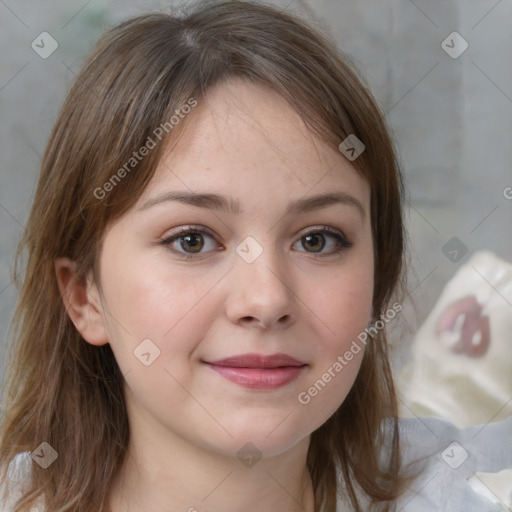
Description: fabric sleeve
394,415,512,512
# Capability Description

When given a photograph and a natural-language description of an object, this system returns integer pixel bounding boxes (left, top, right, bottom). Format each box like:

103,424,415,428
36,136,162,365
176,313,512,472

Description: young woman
1,1,509,511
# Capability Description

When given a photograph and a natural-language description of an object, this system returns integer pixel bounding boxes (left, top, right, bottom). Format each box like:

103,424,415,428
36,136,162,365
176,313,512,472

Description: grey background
1,0,511,384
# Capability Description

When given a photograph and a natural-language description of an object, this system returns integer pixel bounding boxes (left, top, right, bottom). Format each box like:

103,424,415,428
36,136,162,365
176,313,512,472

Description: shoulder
393,415,511,511
337,415,512,511
0,452,44,512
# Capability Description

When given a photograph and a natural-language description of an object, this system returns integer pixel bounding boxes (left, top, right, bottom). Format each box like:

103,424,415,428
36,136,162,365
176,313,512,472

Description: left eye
294,231,344,253
160,226,352,258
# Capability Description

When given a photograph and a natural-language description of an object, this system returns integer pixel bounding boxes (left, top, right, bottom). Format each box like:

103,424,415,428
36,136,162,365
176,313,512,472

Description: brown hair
0,1,410,510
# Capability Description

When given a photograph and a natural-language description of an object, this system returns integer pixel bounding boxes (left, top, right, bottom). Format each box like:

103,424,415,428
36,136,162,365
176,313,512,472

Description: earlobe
54,258,110,346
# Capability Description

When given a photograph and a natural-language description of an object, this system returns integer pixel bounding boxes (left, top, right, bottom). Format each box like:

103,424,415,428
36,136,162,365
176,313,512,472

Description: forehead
136,78,370,214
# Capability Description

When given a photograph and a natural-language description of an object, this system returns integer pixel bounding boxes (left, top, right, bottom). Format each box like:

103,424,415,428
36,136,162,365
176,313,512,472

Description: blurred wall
1,0,511,384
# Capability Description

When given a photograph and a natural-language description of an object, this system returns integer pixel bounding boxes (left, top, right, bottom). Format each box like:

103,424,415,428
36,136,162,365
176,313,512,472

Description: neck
107,413,315,512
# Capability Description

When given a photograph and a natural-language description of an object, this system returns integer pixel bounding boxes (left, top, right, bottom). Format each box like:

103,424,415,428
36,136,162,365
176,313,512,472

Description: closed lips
204,353,306,368
203,354,307,389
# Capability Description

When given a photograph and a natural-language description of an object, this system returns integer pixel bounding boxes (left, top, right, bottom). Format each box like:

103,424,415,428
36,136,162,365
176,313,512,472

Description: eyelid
163,225,217,240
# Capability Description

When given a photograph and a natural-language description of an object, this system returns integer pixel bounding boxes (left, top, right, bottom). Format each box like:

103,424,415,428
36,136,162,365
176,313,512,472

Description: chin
206,413,313,460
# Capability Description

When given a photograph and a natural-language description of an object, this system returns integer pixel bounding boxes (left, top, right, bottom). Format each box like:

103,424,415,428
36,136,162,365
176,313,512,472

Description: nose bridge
227,233,298,327
236,234,290,294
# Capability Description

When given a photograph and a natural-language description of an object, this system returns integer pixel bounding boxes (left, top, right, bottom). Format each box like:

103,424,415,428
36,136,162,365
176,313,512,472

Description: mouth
203,353,307,390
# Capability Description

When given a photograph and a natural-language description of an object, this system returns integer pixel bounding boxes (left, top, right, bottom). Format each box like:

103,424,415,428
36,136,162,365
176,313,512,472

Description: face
93,78,373,459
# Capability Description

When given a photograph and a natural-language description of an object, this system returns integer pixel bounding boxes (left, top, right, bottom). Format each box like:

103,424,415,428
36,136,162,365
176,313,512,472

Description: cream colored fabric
398,250,512,510
398,250,512,427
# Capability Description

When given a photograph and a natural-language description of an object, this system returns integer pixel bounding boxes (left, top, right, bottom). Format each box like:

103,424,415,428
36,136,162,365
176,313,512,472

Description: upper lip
205,353,306,368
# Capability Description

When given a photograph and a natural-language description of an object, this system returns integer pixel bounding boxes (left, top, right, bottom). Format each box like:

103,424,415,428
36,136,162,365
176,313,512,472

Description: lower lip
205,364,306,389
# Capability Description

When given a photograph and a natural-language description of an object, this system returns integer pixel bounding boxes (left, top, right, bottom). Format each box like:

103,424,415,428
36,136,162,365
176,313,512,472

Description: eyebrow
138,190,365,219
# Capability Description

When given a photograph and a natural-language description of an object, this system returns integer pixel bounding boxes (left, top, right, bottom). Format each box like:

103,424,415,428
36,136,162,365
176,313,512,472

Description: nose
225,245,299,330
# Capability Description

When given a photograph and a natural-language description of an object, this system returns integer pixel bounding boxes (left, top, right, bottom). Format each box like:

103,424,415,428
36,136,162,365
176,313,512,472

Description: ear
54,258,109,346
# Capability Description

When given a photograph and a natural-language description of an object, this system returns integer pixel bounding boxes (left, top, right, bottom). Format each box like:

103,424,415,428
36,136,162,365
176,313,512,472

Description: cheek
98,248,224,376
101,246,195,332
295,258,373,418
312,260,374,347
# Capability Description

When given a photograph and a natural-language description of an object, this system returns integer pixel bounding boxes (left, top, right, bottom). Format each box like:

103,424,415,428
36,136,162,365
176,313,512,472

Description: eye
160,227,218,259
160,225,352,260
292,226,352,255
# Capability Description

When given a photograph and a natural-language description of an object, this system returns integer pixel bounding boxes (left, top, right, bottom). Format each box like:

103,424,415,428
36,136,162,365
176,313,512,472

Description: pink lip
204,353,307,389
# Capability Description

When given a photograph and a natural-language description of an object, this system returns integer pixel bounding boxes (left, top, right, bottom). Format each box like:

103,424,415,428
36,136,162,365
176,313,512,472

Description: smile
203,353,307,390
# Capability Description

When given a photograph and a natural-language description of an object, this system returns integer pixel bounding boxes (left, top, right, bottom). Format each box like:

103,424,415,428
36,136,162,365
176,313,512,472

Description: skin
55,78,374,512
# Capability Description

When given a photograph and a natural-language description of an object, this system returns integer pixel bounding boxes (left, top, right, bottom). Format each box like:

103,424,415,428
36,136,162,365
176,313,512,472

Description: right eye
160,227,220,259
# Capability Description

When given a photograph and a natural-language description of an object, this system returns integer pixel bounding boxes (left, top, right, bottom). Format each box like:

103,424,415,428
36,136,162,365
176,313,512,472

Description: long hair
0,1,409,510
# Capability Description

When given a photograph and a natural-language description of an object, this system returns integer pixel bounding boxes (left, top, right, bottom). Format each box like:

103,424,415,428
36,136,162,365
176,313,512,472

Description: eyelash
159,225,353,260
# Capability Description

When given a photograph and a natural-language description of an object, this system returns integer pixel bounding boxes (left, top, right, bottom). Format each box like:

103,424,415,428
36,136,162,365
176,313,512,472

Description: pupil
304,234,324,252
182,234,203,252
